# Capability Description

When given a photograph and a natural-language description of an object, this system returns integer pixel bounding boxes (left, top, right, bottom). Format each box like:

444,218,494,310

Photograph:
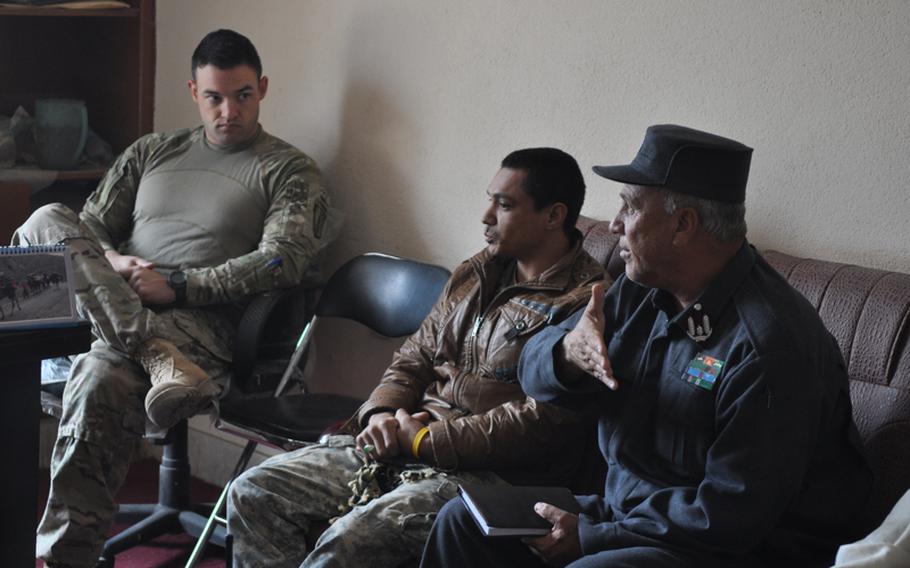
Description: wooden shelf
0,0,153,243
0,0,154,153
0,7,138,17
0,167,106,181
56,168,106,180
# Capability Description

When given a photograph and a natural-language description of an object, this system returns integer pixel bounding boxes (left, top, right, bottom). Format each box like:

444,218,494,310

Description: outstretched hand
561,282,617,389
524,502,583,567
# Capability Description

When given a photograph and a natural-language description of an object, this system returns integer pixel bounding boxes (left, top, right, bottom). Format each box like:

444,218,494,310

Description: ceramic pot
35,98,88,170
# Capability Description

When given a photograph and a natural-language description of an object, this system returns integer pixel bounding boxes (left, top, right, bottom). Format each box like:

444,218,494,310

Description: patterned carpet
37,459,227,568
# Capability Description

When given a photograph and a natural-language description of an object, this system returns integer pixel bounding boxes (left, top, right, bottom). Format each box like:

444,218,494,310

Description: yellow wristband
411,426,430,459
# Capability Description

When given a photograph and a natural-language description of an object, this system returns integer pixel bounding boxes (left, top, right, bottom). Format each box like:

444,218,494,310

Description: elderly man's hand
524,503,583,567
128,267,176,305
561,282,617,389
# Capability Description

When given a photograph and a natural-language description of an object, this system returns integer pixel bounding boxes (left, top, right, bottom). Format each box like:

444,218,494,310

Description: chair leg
184,439,259,568
100,421,223,565
113,502,159,523
101,507,180,558
226,533,234,568
185,481,231,567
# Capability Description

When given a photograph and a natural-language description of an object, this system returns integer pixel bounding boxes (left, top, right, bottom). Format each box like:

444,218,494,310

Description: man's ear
188,79,198,103
547,203,568,231
258,75,269,100
672,207,699,245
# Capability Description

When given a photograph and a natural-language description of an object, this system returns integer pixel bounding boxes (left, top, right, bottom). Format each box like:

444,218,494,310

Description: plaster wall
153,0,910,481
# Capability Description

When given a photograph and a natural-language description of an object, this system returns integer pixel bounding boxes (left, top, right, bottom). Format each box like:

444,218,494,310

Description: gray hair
662,191,747,242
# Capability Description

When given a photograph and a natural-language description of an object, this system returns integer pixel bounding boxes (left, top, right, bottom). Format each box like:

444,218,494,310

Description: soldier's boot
137,338,219,429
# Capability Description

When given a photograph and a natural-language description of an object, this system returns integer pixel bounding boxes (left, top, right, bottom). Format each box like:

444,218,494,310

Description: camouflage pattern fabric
14,204,165,355
228,435,506,568
18,125,336,567
15,204,231,567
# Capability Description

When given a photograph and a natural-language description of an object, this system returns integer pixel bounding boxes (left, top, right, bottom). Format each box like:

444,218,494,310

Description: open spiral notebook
0,244,81,331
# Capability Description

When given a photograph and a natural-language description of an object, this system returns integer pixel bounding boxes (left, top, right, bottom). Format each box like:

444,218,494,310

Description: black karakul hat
593,124,753,204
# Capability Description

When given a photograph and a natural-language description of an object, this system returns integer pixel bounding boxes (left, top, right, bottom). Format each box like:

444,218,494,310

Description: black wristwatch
167,270,187,305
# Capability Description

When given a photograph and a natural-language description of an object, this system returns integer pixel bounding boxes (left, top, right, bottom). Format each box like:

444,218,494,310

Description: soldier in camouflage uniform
15,30,338,568
229,148,607,568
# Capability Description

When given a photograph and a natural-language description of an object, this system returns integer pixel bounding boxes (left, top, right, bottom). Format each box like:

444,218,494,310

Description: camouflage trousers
15,204,232,568
228,435,507,568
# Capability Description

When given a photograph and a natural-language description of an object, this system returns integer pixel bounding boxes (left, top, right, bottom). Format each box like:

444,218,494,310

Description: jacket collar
196,124,264,153
652,240,756,342
468,229,596,292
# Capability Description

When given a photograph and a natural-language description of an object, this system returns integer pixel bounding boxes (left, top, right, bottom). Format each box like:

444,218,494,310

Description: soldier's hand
105,250,155,279
561,282,617,389
356,411,400,459
524,503,583,567
128,267,176,306
395,409,430,459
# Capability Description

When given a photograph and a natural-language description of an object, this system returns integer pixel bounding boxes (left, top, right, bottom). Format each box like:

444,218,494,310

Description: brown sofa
575,215,910,530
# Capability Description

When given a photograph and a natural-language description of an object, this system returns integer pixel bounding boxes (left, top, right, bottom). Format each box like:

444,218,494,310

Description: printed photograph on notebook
0,245,81,331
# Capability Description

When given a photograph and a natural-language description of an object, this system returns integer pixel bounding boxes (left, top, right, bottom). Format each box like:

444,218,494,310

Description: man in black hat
420,125,872,567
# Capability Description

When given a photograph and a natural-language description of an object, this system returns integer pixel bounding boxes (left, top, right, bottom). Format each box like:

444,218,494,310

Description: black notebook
0,245,81,331
458,482,581,537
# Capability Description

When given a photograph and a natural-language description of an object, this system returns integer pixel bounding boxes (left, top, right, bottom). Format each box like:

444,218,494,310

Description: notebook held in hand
458,482,581,537
0,245,81,331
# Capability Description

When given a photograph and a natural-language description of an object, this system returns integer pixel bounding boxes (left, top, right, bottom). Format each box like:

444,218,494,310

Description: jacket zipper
455,257,581,406
467,280,564,374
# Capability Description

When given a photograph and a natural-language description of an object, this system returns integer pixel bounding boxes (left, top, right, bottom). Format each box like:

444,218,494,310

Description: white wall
154,0,910,481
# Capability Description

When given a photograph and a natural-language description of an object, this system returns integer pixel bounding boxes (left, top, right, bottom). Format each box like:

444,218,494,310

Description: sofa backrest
576,215,623,279
575,215,910,526
763,250,910,527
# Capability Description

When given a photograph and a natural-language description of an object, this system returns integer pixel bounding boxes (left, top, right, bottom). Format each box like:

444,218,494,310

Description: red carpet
37,460,227,567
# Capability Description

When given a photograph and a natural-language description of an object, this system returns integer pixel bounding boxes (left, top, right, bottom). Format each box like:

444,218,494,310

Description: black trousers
419,498,694,568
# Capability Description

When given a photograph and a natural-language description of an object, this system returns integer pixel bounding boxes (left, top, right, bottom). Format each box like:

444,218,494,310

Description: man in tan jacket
228,147,607,567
